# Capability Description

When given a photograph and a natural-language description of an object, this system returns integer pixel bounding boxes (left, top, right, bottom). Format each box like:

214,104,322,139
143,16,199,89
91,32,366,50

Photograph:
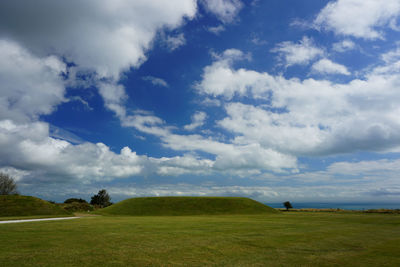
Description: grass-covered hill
96,196,278,216
0,195,71,217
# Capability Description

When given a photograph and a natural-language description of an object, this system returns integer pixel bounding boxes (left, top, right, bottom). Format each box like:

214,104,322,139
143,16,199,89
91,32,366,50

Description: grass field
1,212,399,266
96,196,278,216
0,195,71,217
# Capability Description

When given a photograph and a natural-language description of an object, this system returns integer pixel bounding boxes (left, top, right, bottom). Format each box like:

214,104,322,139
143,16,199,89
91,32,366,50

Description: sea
267,202,399,210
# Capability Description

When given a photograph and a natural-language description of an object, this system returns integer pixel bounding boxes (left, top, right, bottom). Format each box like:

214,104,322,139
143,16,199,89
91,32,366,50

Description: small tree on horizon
0,172,18,195
283,201,293,211
90,189,112,208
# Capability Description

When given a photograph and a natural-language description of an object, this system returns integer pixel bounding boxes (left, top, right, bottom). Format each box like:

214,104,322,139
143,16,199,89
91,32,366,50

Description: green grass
0,195,71,217
96,196,278,216
0,212,399,266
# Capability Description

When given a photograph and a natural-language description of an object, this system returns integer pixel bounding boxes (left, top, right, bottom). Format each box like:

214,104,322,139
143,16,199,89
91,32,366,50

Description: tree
90,189,112,208
283,201,293,211
0,172,18,195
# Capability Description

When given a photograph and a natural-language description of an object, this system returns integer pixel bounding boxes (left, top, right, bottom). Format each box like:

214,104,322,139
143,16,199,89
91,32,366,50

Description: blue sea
267,202,399,210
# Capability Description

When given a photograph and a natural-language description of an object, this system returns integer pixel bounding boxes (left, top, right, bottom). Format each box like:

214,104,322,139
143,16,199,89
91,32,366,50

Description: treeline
60,189,113,212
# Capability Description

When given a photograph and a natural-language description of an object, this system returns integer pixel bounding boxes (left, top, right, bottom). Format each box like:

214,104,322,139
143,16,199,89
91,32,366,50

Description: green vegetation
0,172,18,195
96,196,278,216
60,201,94,213
0,195,71,217
0,212,399,266
90,189,112,208
283,201,293,210
64,198,88,204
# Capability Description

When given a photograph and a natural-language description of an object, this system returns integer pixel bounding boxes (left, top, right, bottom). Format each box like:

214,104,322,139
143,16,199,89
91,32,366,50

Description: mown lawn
0,212,399,266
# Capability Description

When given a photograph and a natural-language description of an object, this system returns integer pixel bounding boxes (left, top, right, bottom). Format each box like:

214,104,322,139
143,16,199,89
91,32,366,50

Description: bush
64,198,88,204
62,201,94,212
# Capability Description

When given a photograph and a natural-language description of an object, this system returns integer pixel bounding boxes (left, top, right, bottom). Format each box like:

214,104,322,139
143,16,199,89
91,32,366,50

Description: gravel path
0,217,80,224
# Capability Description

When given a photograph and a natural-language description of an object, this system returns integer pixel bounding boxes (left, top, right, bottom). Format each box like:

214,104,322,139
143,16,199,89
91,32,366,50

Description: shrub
62,201,94,212
64,198,88,204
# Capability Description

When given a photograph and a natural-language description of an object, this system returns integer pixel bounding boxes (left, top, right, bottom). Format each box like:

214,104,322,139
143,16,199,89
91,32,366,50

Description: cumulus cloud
311,58,350,75
112,103,298,173
184,111,207,130
0,40,66,123
201,0,243,23
0,0,197,127
196,49,269,99
197,48,400,157
314,0,400,39
0,120,219,183
0,1,249,186
271,37,324,67
0,0,197,79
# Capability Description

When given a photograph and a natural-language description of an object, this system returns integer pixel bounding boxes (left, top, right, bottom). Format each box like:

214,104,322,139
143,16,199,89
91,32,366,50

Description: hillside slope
0,195,71,216
96,196,278,216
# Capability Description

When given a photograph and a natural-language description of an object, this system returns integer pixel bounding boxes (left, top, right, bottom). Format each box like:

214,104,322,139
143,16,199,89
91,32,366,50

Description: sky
1,0,400,204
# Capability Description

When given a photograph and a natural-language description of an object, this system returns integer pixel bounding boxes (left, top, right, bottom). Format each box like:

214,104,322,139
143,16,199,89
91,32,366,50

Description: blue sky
1,0,400,203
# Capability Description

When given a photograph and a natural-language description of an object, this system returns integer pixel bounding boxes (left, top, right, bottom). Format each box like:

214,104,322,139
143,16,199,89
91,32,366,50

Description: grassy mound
0,195,71,217
96,196,278,216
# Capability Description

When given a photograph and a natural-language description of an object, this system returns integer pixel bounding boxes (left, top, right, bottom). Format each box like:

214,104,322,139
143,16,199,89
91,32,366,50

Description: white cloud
154,154,214,176
0,0,197,79
0,40,66,123
107,184,281,201
271,36,324,67
161,133,298,173
121,113,169,137
0,0,197,126
0,116,298,185
68,96,93,111
314,0,400,39
201,98,221,107
163,33,186,51
332,39,356,52
0,119,220,183
251,37,268,46
0,167,29,182
97,81,128,118
381,45,400,63
196,49,270,99
184,111,207,130
311,58,350,75
198,48,400,157
201,0,243,23
142,76,169,87
208,24,226,35
327,159,400,179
